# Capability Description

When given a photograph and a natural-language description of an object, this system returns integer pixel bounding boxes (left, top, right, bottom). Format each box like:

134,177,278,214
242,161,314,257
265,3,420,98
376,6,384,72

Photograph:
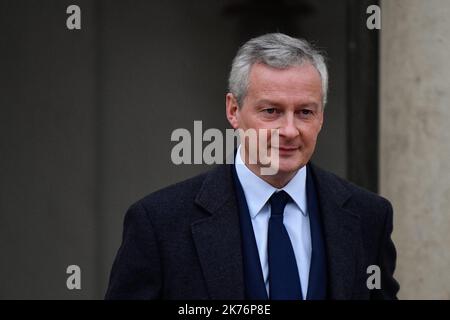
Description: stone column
380,0,450,299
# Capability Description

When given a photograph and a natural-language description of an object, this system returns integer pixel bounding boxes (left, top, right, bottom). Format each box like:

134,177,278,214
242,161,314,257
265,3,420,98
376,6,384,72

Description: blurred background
0,0,449,299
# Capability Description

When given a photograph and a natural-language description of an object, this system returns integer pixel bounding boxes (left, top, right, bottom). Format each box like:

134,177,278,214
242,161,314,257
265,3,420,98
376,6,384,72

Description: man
105,33,399,300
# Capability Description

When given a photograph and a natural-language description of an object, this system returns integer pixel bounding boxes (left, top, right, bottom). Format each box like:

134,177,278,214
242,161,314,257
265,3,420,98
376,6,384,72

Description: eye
262,107,280,115
297,109,314,118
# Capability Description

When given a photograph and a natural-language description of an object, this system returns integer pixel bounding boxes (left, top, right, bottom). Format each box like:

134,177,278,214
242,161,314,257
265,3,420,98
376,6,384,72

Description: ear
226,93,240,129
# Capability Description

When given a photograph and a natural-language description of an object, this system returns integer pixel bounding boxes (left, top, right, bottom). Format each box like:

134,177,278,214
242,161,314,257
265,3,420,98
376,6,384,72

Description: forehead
247,62,323,101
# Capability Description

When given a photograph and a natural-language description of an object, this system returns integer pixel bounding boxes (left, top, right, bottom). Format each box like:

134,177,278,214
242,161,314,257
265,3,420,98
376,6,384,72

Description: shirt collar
234,145,308,219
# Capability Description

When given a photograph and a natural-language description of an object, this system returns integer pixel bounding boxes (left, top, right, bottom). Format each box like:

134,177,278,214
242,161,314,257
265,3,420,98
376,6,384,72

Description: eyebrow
255,99,280,106
300,102,320,110
255,99,320,109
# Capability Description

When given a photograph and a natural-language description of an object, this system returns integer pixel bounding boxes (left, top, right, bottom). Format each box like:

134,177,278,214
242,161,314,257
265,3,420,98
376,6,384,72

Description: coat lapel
309,163,363,299
191,164,245,299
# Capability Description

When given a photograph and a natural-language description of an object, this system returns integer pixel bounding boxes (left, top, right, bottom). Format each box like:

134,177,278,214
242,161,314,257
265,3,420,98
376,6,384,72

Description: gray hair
228,33,328,107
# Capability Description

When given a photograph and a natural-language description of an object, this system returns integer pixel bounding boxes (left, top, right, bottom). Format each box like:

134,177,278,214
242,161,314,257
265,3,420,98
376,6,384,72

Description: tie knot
269,190,291,217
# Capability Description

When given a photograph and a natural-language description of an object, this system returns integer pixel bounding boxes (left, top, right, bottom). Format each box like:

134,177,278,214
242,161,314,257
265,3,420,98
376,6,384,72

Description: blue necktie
268,190,303,300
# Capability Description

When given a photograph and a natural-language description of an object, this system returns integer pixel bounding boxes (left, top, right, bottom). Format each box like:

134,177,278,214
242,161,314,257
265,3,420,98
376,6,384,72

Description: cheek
301,125,321,145
237,110,254,128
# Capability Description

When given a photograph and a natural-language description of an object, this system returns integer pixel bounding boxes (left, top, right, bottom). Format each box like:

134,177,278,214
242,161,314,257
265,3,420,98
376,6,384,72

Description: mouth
275,146,300,155
278,146,299,151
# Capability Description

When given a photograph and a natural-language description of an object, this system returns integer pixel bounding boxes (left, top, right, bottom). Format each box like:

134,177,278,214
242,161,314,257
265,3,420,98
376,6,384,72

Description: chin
276,159,306,175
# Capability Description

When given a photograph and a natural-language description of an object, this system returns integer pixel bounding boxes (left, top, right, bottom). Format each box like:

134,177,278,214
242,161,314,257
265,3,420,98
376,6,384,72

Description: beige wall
380,0,450,299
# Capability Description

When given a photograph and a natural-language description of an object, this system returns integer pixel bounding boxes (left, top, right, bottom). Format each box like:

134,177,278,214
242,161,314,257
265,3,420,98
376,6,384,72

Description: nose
279,113,299,140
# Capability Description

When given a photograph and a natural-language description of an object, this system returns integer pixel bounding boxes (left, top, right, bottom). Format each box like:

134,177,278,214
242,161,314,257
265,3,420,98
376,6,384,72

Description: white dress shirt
234,145,312,299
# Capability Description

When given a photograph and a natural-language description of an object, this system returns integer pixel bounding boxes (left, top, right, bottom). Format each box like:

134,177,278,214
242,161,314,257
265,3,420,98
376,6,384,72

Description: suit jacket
105,163,400,300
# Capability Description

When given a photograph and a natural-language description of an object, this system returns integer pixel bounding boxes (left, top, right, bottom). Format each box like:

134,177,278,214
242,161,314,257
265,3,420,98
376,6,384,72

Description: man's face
226,62,324,176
